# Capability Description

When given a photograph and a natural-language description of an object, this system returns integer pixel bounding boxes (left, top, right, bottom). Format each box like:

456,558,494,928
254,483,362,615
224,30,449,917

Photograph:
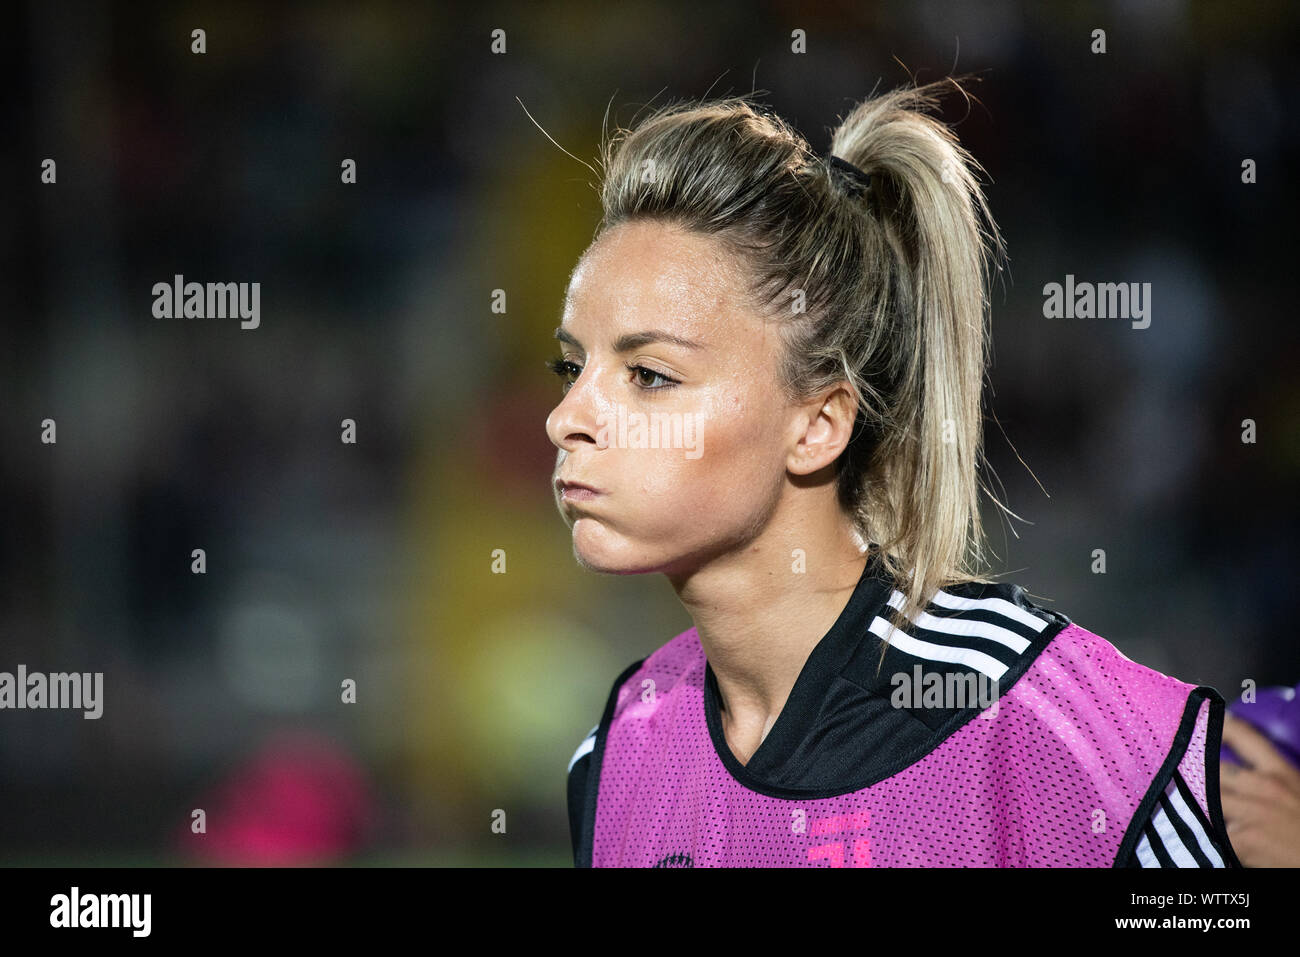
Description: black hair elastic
826,153,872,196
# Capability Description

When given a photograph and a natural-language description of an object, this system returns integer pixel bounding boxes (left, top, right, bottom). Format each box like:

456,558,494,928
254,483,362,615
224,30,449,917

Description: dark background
0,0,1295,865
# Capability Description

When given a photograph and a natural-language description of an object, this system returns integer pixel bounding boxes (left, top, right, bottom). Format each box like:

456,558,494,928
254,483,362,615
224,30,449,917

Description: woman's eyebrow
553,326,705,353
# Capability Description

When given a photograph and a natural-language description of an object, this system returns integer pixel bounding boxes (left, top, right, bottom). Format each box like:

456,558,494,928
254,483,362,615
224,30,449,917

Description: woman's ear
786,384,859,477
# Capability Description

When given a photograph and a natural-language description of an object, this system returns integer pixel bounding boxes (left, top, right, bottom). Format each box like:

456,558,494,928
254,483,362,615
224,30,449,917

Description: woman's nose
546,374,600,452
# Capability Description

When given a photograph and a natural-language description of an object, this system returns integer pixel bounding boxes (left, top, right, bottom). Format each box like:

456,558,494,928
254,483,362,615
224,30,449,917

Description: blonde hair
592,76,1010,668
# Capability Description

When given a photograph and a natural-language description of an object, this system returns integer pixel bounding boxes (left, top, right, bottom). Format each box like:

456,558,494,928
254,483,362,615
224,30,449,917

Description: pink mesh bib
590,621,1217,867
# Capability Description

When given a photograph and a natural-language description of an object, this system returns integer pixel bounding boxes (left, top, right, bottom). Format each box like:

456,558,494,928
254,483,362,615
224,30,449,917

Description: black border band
1112,686,1244,868
575,657,645,868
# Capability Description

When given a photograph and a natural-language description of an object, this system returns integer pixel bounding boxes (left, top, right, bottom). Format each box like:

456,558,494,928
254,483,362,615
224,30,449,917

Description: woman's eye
547,357,678,393
630,365,679,390
546,357,581,392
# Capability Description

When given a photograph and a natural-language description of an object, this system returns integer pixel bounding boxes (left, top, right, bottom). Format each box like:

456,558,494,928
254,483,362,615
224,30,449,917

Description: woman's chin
572,525,665,576
573,549,656,576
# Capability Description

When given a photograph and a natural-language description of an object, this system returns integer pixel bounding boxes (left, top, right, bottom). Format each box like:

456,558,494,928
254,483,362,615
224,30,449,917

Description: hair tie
826,153,872,196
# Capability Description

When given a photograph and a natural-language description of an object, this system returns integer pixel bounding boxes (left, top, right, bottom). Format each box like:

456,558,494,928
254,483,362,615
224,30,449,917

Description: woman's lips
556,479,601,502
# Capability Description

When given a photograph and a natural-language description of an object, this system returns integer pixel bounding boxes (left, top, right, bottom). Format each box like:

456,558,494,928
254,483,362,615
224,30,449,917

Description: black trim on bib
575,656,645,868
1112,686,1243,868
1202,692,1244,867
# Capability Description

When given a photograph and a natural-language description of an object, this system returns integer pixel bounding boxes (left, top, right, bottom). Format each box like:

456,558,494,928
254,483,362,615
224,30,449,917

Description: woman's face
545,219,821,577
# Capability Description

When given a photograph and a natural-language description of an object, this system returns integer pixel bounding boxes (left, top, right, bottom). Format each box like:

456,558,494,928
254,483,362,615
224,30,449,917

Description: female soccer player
547,78,1241,867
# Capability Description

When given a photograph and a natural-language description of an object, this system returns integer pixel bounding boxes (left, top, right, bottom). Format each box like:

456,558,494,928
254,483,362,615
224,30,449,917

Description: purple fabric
1222,684,1300,770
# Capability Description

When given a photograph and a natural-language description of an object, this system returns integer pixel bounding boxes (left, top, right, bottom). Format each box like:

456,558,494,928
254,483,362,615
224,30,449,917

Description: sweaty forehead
564,221,749,340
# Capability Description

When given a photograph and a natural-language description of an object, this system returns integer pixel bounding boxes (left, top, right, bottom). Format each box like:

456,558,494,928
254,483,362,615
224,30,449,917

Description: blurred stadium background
0,0,1296,865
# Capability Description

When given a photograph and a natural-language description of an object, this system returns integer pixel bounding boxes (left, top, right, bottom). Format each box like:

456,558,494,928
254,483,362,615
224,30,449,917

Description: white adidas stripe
868,616,1011,680
923,589,1051,633
1166,782,1224,866
567,724,599,773
883,590,1033,653
1135,832,1161,867
1135,777,1224,867
1149,797,1201,866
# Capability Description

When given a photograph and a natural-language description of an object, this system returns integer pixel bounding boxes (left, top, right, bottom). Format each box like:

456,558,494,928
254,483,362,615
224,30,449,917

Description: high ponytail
825,79,1008,665
596,76,1009,668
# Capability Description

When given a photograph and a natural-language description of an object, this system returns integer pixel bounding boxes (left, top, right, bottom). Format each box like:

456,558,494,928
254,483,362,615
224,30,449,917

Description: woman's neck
665,491,870,764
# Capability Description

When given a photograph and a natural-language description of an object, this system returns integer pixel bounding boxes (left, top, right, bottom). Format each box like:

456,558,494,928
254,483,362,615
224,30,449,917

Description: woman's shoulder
926,575,1073,634
959,579,1226,785
911,573,1213,737
929,575,1189,691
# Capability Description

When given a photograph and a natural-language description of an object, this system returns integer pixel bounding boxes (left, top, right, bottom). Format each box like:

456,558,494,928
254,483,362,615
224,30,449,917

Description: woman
546,78,1240,867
